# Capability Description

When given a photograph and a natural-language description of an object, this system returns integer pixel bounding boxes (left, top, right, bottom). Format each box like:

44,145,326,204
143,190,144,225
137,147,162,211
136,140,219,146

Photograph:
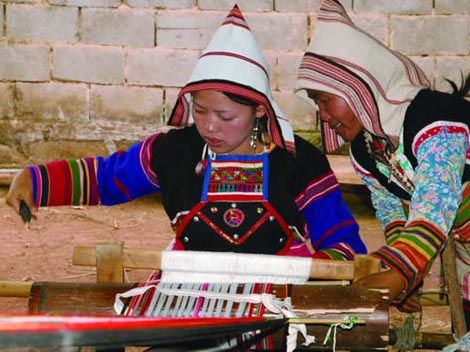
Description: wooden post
95,241,124,283
353,254,382,282
95,242,125,352
441,235,467,338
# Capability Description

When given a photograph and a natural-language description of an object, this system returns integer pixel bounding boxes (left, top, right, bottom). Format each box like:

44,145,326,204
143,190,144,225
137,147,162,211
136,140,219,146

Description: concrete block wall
0,0,469,165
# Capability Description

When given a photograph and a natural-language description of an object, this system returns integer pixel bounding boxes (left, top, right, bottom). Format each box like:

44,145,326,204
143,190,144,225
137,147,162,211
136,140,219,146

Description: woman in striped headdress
295,0,470,322
7,6,365,265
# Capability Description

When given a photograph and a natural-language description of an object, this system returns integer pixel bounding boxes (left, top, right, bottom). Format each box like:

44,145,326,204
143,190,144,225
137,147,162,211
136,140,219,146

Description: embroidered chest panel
173,154,294,254
206,158,265,201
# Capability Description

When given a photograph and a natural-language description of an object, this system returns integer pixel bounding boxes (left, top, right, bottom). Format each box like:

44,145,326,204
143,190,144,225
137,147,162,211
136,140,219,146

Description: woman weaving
294,0,470,325
7,6,366,263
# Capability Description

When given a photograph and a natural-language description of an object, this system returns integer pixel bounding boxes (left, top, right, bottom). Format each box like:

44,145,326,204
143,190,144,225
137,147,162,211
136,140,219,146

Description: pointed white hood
168,5,296,153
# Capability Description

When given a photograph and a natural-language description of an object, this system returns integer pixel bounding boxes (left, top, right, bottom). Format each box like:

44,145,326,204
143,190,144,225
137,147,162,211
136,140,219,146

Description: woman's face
192,90,264,155
307,90,363,142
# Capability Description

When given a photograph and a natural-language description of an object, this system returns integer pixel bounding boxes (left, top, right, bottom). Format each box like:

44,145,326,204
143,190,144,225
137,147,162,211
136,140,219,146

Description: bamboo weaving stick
288,317,366,325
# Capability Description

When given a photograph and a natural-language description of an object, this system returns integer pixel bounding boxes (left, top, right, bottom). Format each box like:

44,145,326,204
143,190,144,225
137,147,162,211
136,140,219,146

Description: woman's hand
6,169,37,225
396,289,421,313
352,268,421,312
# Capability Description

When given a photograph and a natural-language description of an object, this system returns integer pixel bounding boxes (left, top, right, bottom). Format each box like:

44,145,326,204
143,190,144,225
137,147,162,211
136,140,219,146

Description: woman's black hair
446,72,470,98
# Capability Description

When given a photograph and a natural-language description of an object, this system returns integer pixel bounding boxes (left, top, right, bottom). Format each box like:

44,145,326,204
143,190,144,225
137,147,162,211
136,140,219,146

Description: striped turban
294,0,430,153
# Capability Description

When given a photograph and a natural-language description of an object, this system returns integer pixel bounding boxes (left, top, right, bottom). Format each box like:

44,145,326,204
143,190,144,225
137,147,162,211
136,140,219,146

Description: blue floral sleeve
409,131,466,234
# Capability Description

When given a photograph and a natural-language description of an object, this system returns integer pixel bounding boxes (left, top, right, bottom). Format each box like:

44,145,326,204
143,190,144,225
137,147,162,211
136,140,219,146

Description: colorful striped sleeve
28,134,161,207
296,171,367,260
370,131,467,301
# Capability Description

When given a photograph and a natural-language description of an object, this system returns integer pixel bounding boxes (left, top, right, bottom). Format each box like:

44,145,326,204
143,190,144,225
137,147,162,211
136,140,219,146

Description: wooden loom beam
0,239,457,350
72,243,381,282
4,282,391,350
0,280,456,350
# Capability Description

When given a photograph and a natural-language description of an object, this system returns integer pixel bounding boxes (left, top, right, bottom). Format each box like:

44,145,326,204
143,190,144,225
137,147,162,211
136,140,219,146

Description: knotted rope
322,315,359,352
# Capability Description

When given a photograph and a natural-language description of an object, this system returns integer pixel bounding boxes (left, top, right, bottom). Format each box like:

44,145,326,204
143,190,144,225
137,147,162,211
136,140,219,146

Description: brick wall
0,0,469,165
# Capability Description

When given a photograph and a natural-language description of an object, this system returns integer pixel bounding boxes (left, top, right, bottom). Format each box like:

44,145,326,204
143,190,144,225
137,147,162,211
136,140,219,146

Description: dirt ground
0,186,453,350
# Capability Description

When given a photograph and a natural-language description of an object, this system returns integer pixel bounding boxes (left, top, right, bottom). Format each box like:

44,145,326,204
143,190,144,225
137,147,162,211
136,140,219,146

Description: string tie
322,315,358,352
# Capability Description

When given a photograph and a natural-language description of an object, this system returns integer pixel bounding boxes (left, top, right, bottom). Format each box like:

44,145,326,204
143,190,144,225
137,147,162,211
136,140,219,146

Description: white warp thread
114,283,315,351
114,284,286,316
115,251,314,351
160,250,311,284
114,285,158,315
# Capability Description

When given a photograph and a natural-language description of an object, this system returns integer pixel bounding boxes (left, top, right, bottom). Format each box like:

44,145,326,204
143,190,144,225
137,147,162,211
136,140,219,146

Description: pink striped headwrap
294,0,430,153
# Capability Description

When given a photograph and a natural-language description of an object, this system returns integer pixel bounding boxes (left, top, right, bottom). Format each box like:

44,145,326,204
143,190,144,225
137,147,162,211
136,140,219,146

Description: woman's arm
356,131,467,302
9,134,161,210
297,170,367,260
360,170,408,244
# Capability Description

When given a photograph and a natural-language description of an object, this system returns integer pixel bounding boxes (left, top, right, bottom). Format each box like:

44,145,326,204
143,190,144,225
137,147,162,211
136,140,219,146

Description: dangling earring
250,118,259,154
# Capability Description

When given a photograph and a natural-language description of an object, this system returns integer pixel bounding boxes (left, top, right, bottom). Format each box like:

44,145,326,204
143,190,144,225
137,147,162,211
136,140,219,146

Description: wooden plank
73,246,163,271
73,247,378,281
96,242,124,283
13,282,390,350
